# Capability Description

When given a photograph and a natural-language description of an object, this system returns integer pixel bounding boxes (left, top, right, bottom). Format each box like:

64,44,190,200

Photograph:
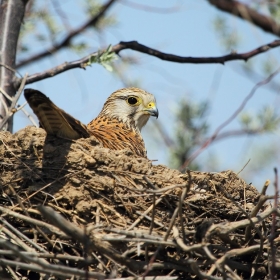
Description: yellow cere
147,102,155,108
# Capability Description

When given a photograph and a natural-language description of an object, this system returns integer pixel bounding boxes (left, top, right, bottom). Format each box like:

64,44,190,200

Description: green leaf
87,45,118,71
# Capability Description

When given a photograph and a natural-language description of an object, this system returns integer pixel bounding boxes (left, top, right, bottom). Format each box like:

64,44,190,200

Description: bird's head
99,87,158,131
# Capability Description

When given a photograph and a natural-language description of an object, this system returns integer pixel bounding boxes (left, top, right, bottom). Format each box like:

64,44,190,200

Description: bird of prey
24,88,158,158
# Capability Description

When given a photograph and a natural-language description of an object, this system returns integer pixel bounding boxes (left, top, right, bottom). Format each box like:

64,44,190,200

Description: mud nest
0,126,279,280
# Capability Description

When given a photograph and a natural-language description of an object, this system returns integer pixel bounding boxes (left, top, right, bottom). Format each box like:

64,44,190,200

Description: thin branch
50,0,72,32
108,277,178,280
16,0,117,68
37,205,143,271
153,121,175,148
173,226,207,253
164,186,189,241
203,246,242,280
0,205,63,236
17,39,280,88
269,167,279,279
5,183,65,255
0,217,48,254
180,67,280,169
135,211,166,228
5,266,19,280
127,189,174,230
208,0,280,37
205,205,278,239
102,237,173,246
103,228,171,242
143,175,174,211
213,128,264,142
10,170,82,209
214,245,266,280
0,242,105,279
0,250,92,263
0,73,27,130
0,226,44,258
16,103,38,127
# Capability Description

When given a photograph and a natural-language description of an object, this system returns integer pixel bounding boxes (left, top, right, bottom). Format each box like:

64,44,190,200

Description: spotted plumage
24,88,158,158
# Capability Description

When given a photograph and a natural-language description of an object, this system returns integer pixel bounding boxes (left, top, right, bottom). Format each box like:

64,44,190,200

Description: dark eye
127,96,139,105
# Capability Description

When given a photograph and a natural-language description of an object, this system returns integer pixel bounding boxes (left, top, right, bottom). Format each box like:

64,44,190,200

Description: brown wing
24,89,90,139
87,117,147,157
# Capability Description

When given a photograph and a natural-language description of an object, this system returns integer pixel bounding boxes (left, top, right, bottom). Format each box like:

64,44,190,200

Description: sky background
15,0,280,194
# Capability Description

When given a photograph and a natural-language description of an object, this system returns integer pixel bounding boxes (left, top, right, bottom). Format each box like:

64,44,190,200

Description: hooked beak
144,102,159,119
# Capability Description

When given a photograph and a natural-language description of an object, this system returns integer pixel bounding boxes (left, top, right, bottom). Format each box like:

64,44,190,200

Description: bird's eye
127,96,140,106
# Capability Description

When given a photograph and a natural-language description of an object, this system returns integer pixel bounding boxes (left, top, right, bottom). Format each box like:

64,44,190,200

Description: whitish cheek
135,114,150,131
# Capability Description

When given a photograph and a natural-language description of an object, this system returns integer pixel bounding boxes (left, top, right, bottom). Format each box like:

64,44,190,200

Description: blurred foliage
87,45,118,71
19,3,61,54
70,42,89,54
240,106,280,132
262,58,277,75
213,16,240,51
267,0,280,21
169,100,280,172
18,0,116,59
169,99,209,171
38,9,60,40
85,0,118,30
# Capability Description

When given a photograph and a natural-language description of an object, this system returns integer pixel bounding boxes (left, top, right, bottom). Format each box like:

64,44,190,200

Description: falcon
24,88,158,158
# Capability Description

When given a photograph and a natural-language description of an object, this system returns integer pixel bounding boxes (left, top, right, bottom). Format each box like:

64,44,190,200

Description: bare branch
244,180,271,241
212,128,264,142
114,40,280,64
37,205,147,272
0,240,105,279
209,0,280,37
173,226,207,253
0,205,63,236
153,121,175,148
205,205,277,239
18,104,38,127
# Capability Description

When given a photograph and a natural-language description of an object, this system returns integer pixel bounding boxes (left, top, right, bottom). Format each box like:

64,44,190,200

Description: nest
0,126,279,280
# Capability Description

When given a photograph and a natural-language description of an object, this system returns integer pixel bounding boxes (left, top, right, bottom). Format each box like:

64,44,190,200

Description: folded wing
24,89,90,139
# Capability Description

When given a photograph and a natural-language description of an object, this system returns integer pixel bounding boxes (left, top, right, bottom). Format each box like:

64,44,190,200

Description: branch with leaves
15,39,280,88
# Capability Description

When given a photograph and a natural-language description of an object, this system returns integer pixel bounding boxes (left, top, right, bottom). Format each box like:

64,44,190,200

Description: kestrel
24,88,158,158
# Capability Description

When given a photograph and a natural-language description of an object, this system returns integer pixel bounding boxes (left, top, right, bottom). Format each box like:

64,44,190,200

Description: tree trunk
0,0,26,132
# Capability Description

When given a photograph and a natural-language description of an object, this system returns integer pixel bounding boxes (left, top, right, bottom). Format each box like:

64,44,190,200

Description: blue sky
16,0,280,193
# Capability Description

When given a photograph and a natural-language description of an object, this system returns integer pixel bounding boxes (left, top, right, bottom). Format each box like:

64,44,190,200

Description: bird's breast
87,117,147,158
